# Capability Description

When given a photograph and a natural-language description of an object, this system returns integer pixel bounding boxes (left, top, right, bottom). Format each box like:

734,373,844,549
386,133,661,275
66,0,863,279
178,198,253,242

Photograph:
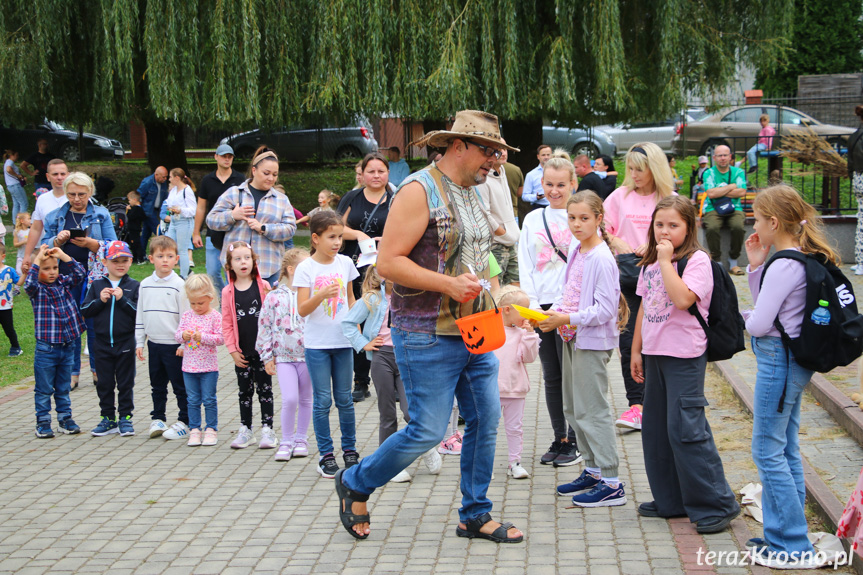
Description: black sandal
334,469,370,540
455,512,524,543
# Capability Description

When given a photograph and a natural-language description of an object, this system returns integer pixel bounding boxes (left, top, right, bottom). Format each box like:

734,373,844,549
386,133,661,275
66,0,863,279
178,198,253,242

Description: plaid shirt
206,181,297,279
25,261,86,344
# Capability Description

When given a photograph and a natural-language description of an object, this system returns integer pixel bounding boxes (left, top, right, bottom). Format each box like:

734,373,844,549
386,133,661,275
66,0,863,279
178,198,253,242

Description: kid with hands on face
26,245,87,438
256,248,312,462
630,195,740,533
742,185,836,568
81,241,140,437
222,241,274,449
294,211,360,479
494,287,540,480
175,274,223,446
541,191,629,506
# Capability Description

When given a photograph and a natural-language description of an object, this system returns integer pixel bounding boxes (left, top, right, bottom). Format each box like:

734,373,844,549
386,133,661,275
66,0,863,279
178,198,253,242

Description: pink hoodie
494,326,540,398
221,273,271,355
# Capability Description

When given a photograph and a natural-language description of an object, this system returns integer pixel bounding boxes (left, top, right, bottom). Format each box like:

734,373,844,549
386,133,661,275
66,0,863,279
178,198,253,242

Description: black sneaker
343,450,360,468
58,418,81,435
35,422,55,438
553,442,584,467
317,454,339,478
540,440,562,465
8,347,23,357
352,384,369,403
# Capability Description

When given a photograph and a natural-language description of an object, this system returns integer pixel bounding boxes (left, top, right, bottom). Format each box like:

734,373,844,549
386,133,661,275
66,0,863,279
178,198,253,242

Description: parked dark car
0,120,124,161
221,119,379,161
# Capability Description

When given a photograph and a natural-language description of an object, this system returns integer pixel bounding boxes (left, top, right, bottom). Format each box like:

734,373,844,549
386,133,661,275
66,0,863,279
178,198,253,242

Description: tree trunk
144,119,188,172
77,125,86,162
502,118,543,223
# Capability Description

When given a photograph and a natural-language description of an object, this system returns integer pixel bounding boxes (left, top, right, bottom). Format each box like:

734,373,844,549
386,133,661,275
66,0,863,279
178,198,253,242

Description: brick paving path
0,344,851,574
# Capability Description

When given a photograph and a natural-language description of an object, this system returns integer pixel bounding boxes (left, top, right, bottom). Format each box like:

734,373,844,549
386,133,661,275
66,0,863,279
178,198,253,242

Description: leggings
854,172,863,267
276,362,312,446
235,353,274,429
0,309,19,349
370,346,409,445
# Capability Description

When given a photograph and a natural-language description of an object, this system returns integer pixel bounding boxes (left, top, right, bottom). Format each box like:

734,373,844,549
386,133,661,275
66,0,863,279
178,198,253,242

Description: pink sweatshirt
494,326,540,398
175,309,224,373
221,274,270,355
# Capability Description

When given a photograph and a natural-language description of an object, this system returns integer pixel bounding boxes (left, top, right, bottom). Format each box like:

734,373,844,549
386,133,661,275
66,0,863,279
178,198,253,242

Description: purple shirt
744,250,806,338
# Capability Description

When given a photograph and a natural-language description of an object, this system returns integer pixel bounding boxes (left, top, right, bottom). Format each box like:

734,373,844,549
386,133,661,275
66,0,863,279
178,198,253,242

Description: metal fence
687,133,855,215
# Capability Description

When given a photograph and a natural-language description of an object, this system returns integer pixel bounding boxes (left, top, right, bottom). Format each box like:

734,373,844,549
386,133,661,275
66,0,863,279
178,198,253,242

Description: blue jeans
205,236,225,292
306,347,355,456
167,217,193,278
343,329,501,523
72,319,95,377
751,336,815,555
34,339,75,424
185,371,219,430
8,182,28,224
747,143,767,168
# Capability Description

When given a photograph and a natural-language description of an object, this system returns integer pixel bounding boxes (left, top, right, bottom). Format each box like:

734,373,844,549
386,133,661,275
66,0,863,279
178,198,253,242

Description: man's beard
473,172,488,185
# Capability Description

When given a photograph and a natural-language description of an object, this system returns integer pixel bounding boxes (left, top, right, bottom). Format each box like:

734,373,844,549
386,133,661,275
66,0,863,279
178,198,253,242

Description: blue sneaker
58,418,81,435
557,470,601,496
91,417,119,436
572,481,627,507
118,416,135,437
35,422,54,438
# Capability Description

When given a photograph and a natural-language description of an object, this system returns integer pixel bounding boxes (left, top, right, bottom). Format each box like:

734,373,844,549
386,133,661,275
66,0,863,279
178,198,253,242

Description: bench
757,149,783,174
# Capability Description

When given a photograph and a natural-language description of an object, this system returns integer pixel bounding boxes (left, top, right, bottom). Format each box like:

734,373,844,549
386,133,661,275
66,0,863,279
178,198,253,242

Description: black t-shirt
234,282,262,357
577,171,605,196
63,211,91,267
24,151,56,186
126,205,146,234
336,187,391,264
198,169,245,249
602,174,618,198
248,185,266,213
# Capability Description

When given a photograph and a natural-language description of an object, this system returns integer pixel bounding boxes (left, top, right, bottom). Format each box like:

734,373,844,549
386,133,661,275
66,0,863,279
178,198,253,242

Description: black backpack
759,251,863,374
677,253,746,362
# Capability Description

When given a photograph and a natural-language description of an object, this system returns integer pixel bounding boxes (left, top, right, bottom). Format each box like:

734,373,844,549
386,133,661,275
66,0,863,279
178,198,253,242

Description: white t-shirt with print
293,254,359,349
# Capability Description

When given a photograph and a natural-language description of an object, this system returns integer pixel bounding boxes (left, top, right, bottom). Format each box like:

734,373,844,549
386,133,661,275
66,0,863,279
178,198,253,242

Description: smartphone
69,228,87,239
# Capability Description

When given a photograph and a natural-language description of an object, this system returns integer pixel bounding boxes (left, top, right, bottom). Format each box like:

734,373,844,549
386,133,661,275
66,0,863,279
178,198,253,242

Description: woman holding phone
42,172,117,388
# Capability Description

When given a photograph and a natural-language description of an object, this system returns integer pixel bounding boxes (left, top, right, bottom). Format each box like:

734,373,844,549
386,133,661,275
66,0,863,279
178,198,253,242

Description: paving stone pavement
0,341,852,574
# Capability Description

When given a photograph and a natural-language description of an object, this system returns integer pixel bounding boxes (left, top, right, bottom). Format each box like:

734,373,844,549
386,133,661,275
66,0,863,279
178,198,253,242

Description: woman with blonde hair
603,142,674,432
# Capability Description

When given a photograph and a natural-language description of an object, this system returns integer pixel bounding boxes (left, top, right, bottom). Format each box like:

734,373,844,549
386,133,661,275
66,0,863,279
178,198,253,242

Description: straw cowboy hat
410,110,520,152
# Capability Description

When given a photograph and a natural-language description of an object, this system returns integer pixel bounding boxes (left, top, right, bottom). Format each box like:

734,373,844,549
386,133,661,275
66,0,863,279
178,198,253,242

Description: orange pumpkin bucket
455,294,505,354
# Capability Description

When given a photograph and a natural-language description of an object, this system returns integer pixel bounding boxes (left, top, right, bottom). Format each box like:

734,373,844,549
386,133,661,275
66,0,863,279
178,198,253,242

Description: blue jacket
341,284,388,360
137,174,167,217
42,202,117,248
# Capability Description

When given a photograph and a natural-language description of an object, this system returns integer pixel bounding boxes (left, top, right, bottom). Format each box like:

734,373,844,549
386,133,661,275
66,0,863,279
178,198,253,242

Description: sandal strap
466,512,493,531
346,513,371,525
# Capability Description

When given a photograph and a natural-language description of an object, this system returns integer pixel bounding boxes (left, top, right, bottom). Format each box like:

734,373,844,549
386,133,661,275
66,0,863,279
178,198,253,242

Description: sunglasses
464,139,503,159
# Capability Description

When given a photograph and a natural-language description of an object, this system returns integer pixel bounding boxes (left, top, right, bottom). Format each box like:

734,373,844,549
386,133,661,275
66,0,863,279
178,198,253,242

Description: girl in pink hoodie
493,287,540,480
221,241,273,450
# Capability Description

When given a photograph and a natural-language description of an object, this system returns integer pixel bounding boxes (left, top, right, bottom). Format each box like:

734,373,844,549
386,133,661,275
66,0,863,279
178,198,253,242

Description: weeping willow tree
0,0,793,170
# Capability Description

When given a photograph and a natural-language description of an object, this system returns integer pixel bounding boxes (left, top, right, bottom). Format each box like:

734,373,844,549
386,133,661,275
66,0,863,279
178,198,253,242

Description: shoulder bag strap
360,188,389,235
541,208,567,263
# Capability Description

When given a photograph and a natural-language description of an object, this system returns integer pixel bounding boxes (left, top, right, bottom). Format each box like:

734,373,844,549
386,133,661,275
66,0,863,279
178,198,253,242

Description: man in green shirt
702,145,747,275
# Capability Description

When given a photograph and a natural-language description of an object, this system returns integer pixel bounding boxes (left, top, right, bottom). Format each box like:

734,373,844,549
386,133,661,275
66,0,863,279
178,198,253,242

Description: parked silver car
221,118,378,161
596,110,705,153
542,125,616,158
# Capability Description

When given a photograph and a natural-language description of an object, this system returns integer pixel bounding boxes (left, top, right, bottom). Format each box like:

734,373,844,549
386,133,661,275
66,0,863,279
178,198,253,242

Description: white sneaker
149,420,167,438
423,447,442,475
231,425,256,449
390,469,412,483
163,421,190,440
259,425,277,449
508,462,530,479
275,444,293,461
292,439,309,457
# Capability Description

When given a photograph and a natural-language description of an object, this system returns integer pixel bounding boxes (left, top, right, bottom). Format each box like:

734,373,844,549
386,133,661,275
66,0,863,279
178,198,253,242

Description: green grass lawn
0,233,311,388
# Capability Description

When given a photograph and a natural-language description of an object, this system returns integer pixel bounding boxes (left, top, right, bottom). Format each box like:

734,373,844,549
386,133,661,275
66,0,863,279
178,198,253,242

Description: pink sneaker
187,428,202,446
202,428,218,446
615,406,642,431
438,432,463,455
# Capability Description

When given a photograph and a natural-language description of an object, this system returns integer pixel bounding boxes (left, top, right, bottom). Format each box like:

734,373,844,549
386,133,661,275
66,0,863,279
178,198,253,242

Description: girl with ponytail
165,168,198,278
538,190,629,507
742,184,837,568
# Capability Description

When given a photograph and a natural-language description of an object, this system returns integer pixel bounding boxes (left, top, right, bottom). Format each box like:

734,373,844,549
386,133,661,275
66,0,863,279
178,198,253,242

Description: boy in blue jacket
82,241,140,436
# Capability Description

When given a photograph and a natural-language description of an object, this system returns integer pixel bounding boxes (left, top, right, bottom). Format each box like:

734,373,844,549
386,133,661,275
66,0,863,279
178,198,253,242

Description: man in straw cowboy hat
334,110,525,544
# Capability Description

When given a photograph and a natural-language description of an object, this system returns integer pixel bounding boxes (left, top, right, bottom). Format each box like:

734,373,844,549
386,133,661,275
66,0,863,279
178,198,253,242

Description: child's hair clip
228,242,251,252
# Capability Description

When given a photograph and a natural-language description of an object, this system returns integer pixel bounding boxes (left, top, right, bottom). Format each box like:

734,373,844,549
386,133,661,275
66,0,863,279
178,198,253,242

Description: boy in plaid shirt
25,246,87,438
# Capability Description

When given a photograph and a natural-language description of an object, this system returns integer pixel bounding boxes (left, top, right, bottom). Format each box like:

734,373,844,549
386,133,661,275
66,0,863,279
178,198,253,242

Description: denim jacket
42,202,117,249
341,284,387,360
